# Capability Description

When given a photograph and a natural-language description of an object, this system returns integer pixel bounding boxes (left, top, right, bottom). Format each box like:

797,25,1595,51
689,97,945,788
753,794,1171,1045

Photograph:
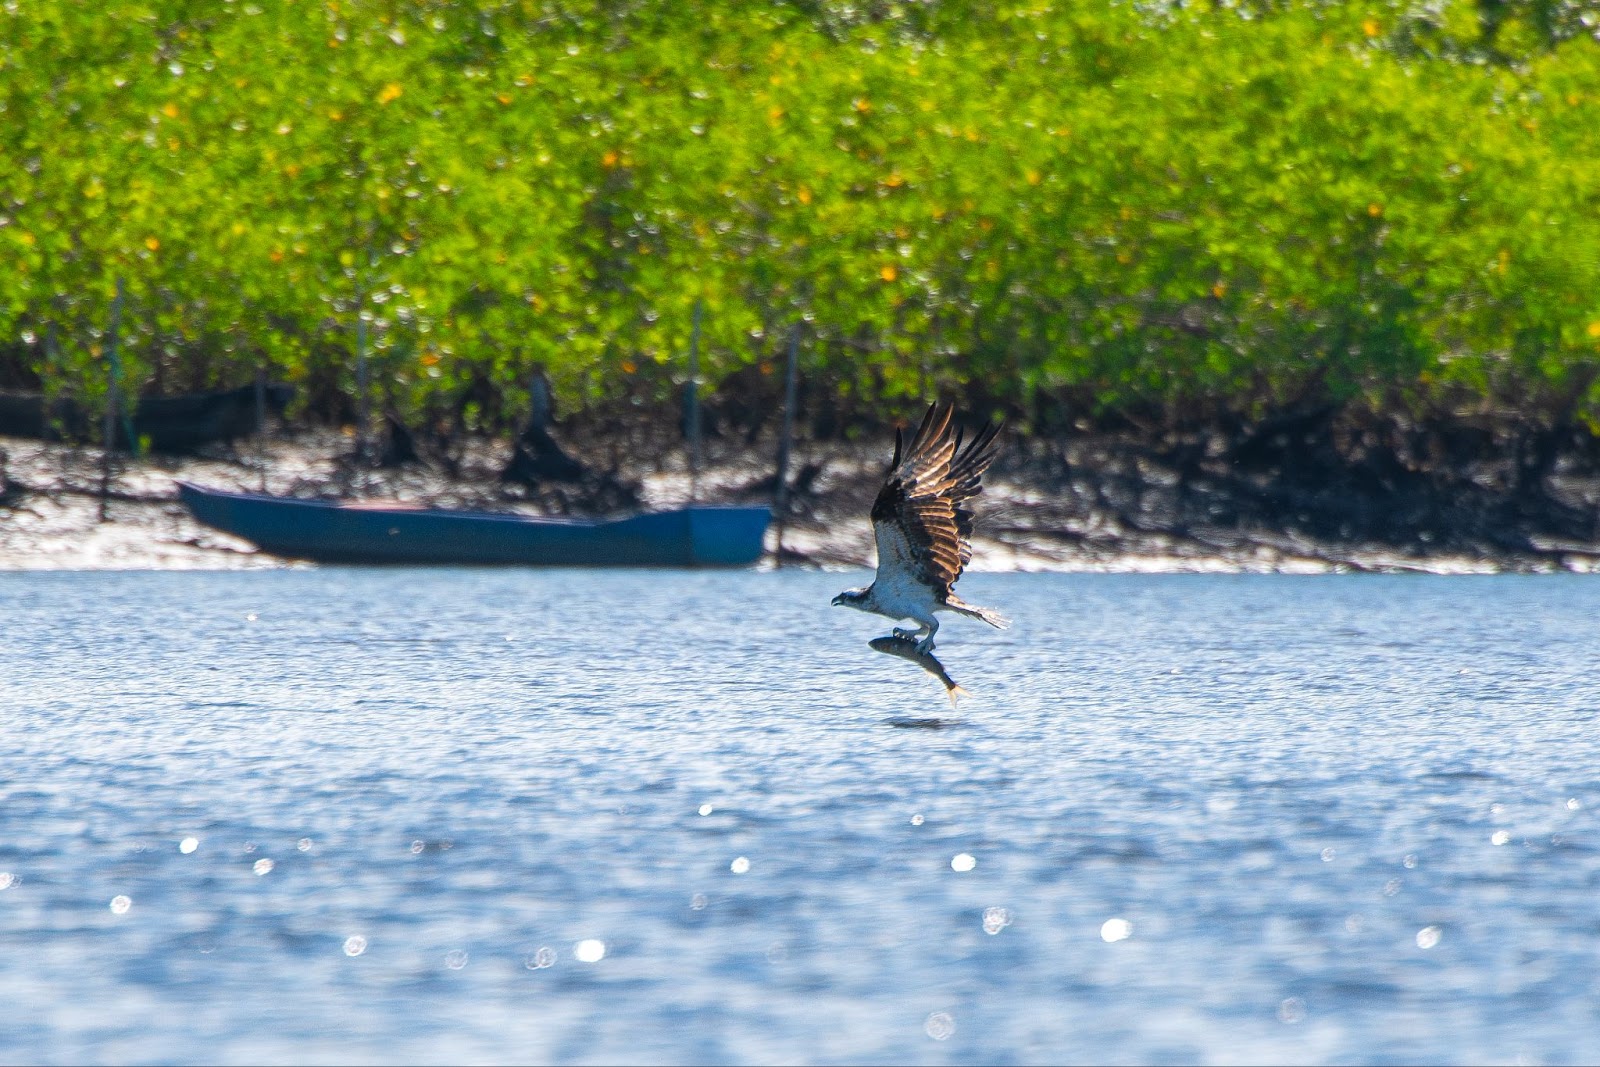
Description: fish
869,635,968,705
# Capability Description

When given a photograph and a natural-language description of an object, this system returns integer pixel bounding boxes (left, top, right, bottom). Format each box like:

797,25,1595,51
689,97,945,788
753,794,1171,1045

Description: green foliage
2,0,1599,430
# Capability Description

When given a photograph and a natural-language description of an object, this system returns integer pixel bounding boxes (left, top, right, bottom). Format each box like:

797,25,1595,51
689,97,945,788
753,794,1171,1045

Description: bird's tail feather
945,597,1009,630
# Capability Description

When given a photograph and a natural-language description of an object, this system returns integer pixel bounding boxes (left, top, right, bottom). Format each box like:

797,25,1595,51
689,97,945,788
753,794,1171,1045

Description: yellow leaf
1362,18,1380,36
621,359,637,374
145,236,160,251
19,231,35,246
162,102,179,118
797,186,812,205
377,83,402,105
853,98,871,113
1212,282,1227,298
879,265,897,282
1586,321,1600,338
1367,202,1382,217
602,150,619,168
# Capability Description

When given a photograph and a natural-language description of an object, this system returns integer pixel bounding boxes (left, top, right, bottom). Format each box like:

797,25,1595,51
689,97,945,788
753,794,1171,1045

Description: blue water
3,570,1599,1065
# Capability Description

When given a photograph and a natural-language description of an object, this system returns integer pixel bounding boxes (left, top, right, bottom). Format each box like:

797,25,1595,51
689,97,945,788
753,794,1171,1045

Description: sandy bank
2,429,1597,574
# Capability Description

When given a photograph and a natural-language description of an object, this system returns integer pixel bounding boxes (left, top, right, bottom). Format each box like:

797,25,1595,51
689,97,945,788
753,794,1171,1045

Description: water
3,570,1599,1065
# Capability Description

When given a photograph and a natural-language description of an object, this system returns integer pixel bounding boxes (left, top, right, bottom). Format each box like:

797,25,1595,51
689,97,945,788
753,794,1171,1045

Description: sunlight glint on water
2,569,1599,1064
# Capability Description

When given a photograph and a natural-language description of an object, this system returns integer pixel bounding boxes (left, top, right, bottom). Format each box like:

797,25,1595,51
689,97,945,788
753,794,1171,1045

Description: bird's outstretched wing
869,404,1002,598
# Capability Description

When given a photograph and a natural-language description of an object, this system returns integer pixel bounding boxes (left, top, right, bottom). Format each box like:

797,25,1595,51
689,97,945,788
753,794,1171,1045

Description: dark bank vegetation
3,0,1600,557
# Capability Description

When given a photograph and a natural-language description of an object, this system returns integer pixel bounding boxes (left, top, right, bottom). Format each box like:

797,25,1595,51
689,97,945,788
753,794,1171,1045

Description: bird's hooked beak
830,594,845,607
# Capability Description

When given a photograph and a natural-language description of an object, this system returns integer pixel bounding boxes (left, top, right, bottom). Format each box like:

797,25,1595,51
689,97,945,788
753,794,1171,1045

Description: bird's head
832,587,869,610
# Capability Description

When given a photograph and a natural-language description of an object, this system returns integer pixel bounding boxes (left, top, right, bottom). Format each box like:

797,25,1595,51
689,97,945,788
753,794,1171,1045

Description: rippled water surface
4,570,1600,1065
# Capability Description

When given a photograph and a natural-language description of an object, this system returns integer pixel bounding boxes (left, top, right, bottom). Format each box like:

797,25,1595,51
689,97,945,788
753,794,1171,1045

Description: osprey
832,404,1007,652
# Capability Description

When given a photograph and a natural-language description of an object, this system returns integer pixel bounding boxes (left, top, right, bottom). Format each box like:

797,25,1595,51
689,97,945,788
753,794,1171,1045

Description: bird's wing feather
947,419,1002,572
869,404,1001,598
870,513,921,592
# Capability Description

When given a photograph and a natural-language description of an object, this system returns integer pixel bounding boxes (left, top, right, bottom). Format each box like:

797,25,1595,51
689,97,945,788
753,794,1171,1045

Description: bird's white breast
870,521,940,622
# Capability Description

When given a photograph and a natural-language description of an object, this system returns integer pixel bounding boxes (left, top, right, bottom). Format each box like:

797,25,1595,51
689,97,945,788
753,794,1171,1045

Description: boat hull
178,482,771,567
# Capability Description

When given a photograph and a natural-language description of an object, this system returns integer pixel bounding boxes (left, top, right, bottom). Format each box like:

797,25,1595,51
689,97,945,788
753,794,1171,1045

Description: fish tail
945,684,968,707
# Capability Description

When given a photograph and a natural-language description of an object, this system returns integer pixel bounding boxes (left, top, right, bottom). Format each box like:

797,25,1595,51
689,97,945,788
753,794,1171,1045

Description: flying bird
832,404,1007,654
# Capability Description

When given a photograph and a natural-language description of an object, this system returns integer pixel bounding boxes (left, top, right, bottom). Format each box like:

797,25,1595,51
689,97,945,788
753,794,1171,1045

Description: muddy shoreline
3,417,1600,573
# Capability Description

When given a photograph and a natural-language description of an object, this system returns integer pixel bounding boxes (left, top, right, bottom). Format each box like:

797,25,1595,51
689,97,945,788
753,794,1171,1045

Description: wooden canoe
177,481,771,566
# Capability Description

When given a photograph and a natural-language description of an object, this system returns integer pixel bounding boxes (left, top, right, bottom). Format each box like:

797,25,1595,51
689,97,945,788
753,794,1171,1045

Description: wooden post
354,283,370,470
46,322,69,483
771,325,800,566
99,279,125,522
528,365,552,434
685,298,703,504
44,321,60,439
255,364,268,492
